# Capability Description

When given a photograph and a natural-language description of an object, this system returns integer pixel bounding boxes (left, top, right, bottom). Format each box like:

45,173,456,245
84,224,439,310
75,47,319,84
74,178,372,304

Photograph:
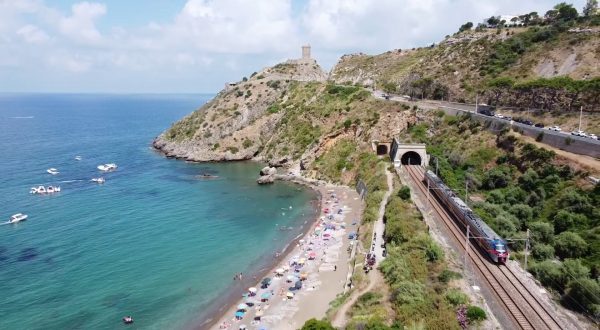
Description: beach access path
331,166,394,328
210,184,362,330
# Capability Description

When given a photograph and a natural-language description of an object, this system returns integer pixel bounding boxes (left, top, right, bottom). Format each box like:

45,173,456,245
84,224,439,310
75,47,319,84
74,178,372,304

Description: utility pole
579,106,583,132
475,94,478,114
524,229,530,270
435,157,439,176
465,179,468,202
464,225,470,274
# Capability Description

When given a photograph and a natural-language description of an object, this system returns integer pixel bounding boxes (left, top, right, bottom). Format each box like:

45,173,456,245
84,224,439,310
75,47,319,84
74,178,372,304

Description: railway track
405,165,565,330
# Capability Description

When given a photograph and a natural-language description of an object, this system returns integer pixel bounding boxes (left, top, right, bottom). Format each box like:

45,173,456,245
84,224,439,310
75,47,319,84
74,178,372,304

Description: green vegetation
421,113,600,319
164,109,205,141
466,306,487,322
314,139,356,180
377,189,463,329
300,319,335,330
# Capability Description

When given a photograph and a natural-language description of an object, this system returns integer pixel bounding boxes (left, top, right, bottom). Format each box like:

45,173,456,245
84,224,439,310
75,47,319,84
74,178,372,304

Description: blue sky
0,0,587,93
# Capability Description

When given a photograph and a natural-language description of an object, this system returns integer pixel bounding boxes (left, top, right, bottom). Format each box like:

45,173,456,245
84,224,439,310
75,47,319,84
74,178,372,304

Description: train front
492,239,509,264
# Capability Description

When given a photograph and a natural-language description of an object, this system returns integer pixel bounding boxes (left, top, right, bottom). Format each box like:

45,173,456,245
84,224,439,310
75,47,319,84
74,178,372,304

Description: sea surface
0,94,318,329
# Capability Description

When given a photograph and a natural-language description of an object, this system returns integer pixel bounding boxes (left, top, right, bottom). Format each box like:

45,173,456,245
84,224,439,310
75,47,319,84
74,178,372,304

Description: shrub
425,240,444,262
536,131,544,142
528,222,554,244
242,139,253,149
392,280,426,305
226,146,239,154
446,289,469,306
554,231,588,259
343,119,352,129
438,269,462,283
398,186,411,200
466,306,487,322
532,243,554,260
301,318,335,330
530,260,563,290
267,104,281,114
562,278,600,318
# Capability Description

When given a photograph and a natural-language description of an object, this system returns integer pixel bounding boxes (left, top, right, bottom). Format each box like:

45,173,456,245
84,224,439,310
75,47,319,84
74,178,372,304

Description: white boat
47,168,59,175
97,163,117,172
9,213,28,224
30,186,60,194
75,156,82,161
91,177,105,184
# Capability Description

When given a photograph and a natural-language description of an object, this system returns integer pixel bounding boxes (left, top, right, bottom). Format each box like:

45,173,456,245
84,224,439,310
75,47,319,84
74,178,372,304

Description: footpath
331,167,394,328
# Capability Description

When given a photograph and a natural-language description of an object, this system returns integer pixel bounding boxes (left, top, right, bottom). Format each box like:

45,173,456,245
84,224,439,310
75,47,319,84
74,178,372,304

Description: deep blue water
0,94,317,329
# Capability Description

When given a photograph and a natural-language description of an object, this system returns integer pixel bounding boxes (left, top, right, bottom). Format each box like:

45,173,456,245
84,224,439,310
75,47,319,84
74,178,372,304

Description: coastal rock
259,166,277,176
257,175,275,184
268,157,288,168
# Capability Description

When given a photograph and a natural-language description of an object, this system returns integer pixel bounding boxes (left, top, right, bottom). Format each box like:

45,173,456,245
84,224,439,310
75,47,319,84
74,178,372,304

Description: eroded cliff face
153,58,328,161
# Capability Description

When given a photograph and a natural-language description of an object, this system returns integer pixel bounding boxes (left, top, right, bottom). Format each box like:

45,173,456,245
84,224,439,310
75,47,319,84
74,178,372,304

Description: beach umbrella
237,303,248,310
248,287,257,293
300,273,308,280
299,258,306,264
245,298,256,306
283,265,290,271
235,311,245,319
239,324,247,330
286,275,297,282
261,292,271,299
275,268,284,275
261,277,272,286
255,310,264,317
286,292,294,299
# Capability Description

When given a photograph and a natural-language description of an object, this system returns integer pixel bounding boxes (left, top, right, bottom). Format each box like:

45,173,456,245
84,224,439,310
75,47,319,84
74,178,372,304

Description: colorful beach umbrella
248,287,257,293
237,303,248,310
286,292,294,298
261,292,271,299
235,311,245,318
275,268,284,274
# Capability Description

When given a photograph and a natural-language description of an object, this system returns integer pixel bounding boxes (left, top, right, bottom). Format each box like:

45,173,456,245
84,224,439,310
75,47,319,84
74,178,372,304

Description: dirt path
331,167,394,328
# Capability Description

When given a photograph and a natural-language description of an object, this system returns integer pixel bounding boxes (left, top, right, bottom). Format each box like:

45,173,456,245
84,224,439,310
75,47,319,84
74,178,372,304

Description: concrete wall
438,106,600,159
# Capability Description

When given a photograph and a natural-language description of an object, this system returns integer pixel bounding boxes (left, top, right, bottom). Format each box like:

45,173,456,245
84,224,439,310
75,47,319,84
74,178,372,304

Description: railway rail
404,165,565,330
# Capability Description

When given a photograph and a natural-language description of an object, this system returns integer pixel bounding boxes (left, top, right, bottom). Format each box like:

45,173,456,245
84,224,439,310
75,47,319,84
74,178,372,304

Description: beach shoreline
205,175,362,330
195,179,324,330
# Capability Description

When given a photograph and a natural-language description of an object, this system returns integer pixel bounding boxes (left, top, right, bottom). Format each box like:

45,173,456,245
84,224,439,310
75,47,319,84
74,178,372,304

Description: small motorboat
91,177,105,184
122,316,134,324
30,186,60,194
75,156,82,161
47,168,59,175
97,163,117,172
8,213,28,224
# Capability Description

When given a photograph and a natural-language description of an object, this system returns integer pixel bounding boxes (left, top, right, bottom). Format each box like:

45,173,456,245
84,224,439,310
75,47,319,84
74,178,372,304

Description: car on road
534,123,545,128
494,114,504,119
589,134,598,140
548,126,562,132
571,130,588,137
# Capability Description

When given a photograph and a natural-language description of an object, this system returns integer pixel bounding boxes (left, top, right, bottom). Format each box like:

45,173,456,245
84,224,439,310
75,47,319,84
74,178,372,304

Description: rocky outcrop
257,166,277,184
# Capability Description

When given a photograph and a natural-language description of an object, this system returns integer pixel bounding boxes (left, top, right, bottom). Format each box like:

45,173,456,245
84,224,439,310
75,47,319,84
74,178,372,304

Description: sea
0,94,318,329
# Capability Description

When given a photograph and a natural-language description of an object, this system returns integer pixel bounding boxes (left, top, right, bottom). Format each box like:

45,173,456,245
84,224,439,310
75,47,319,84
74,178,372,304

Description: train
423,170,509,264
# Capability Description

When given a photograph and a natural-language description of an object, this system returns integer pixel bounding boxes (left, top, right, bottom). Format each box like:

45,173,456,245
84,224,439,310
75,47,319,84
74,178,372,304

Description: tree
301,319,335,330
583,0,599,16
532,243,555,260
529,222,554,244
459,21,473,32
554,2,579,20
562,278,600,317
553,210,588,233
554,231,588,259
486,16,501,26
519,168,539,191
398,186,411,200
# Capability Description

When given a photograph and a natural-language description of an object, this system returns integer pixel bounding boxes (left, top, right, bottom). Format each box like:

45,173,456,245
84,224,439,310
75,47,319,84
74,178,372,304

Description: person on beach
334,265,337,271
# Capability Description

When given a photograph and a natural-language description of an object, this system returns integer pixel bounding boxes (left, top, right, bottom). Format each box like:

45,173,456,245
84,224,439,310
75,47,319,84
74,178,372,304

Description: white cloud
59,2,106,44
0,0,588,92
16,24,50,43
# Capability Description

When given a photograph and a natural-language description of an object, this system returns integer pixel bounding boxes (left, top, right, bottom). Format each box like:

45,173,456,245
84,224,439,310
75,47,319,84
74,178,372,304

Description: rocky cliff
155,15,600,167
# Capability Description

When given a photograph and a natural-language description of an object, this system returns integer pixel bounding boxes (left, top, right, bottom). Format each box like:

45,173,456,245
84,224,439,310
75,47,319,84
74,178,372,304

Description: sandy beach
208,183,362,330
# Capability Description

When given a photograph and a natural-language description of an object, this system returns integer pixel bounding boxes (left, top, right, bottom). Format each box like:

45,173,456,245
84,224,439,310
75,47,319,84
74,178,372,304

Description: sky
0,0,587,93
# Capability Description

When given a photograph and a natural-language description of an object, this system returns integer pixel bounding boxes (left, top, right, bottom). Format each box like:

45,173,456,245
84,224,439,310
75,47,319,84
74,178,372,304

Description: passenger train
424,170,509,264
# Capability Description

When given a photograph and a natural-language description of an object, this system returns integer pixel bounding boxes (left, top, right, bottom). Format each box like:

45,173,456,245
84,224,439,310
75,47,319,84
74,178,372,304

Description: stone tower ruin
302,44,311,59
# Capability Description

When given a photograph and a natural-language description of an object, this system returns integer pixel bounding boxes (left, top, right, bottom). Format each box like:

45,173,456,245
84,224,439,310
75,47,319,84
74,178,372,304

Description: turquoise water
0,94,317,329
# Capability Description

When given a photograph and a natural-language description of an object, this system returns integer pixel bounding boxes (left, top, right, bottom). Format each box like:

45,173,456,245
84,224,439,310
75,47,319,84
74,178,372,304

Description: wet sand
208,184,362,330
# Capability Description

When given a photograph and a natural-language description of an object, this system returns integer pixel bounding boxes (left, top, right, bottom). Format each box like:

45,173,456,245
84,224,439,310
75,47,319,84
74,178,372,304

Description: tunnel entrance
401,151,422,165
376,144,388,155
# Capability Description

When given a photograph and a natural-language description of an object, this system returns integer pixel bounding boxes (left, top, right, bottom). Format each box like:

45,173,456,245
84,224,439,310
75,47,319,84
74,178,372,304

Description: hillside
331,18,600,112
